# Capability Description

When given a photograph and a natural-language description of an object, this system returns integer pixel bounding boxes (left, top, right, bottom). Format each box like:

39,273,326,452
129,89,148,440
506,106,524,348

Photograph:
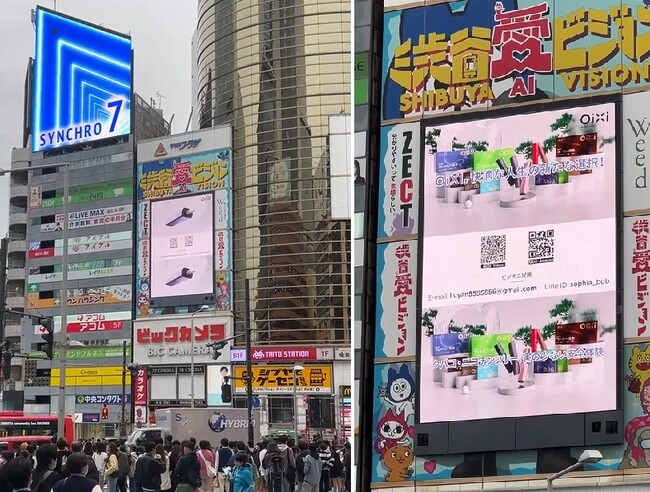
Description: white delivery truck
127,408,261,448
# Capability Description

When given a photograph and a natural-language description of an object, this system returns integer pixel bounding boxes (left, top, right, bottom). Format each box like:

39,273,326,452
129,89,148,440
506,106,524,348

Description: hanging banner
625,216,650,339
382,1,650,121
30,185,42,210
133,367,148,406
375,240,417,359
377,122,420,239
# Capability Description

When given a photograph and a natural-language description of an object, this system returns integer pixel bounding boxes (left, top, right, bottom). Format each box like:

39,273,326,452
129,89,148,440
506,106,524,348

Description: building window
233,397,248,409
268,396,294,424
307,396,335,429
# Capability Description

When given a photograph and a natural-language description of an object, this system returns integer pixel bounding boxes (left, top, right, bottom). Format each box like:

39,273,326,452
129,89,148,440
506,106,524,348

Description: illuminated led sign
32,7,132,152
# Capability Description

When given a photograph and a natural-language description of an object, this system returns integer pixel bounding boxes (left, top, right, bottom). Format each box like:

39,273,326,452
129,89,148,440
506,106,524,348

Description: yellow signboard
50,366,130,387
233,365,332,394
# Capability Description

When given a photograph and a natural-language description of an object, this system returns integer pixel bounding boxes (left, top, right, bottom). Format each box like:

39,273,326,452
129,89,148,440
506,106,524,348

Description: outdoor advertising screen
32,7,132,152
150,192,215,299
419,102,618,423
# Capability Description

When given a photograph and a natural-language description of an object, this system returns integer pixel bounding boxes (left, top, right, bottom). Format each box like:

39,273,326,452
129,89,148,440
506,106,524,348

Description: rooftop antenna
185,108,193,132
156,91,167,110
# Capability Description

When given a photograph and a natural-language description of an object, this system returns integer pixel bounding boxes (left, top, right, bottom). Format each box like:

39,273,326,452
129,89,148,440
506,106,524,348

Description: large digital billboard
33,7,132,152
150,193,215,299
419,102,617,423
382,0,650,121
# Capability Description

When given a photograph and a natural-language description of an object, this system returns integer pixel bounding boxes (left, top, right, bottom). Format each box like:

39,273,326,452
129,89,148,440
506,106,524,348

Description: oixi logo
579,112,609,125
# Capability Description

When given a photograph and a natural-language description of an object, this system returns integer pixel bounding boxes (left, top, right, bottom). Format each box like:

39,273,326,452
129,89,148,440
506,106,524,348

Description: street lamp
0,162,71,440
546,450,603,491
292,365,304,440
190,305,210,407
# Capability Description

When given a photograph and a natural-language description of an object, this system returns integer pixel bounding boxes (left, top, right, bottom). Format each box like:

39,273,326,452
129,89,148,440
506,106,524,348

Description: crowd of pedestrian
0,435,351,492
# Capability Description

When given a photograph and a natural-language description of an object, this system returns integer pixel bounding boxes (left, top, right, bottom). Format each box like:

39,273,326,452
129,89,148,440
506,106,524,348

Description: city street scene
0,1,351,492
355,0,650,492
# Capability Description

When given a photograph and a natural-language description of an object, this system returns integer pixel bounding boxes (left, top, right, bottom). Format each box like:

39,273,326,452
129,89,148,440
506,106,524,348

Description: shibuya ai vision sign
32,7,132,152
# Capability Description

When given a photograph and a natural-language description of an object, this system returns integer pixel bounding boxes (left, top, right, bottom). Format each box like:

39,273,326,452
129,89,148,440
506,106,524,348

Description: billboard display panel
206,365,233,407
382,0,650,121
33,7,132,152
419,102,617,423
150,193,215,299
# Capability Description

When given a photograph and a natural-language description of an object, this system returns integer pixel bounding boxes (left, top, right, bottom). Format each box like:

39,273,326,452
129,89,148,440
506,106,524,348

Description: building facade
7,94,169,436
193,0,352,440
360,0,650,490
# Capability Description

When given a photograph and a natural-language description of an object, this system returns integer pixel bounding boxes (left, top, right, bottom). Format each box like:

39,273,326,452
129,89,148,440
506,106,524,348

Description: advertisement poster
150,193,215,299
372,362,417,483
378,122,420,239
50,366,131,388
382,0,650,121
233,365,333,394
40,204,133,232
206,365,233,406
32,7,132,152
622,342,650,469
375,240,417,359
623,92,650,214
28,258,131,284
33,312,131,334
30,185,41,210
137,149,231,200
625,216,650,339
27,285,131,309
419,103,617,423
39,178,132,208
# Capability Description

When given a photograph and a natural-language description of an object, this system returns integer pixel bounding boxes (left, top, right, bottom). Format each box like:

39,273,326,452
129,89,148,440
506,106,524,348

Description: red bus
0,412,74,449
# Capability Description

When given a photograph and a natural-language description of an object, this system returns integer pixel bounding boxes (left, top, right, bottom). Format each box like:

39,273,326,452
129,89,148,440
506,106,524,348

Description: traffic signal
101,405,109,420
40,317,54,360
211,341,227,360
1,343,12,380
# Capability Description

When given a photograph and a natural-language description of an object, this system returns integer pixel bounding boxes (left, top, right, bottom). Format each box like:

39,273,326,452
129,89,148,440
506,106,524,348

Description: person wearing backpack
316,443,333,492
214,438,232,492
172,441,201,492
275,437,295,492
134,442,166,492
197,441,215,492
31,444,62,492
261,442,286,492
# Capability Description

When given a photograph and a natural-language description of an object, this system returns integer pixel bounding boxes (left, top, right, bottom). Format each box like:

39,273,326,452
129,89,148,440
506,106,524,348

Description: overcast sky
0,0,197,237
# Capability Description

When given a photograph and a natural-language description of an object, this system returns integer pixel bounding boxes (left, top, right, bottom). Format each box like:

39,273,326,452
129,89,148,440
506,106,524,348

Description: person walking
317,444,333,492
104,443,120,492
215,438,232,492
92,442,107,488
52,453,102,492
172,441,201,492
4,457,35,492
197,441,215,492
328,452,342,492
31,444,62,492
134,442,166,492
63,442,99,484
54,439,71,475
231,453,254,492
294,442,309,492
155,444,172,492
342,444,350,492
300,445,321,492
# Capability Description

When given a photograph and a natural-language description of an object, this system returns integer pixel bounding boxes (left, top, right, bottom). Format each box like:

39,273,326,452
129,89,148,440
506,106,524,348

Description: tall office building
194,0,352,439
6,92,169,435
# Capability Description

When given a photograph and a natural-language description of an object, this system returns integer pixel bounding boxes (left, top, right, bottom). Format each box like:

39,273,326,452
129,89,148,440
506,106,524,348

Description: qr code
528,229,554,264
169,237,178,249
185,235,194,247
480,234,506,269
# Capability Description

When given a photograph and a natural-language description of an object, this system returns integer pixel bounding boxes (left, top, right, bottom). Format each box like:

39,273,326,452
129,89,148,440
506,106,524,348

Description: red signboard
67,320,124,333
29,248,54,259
136,323,226,344
134,368,148,406
250,347,318,362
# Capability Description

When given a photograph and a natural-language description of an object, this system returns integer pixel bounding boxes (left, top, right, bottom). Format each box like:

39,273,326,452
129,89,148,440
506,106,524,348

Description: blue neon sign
32,7,132,152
